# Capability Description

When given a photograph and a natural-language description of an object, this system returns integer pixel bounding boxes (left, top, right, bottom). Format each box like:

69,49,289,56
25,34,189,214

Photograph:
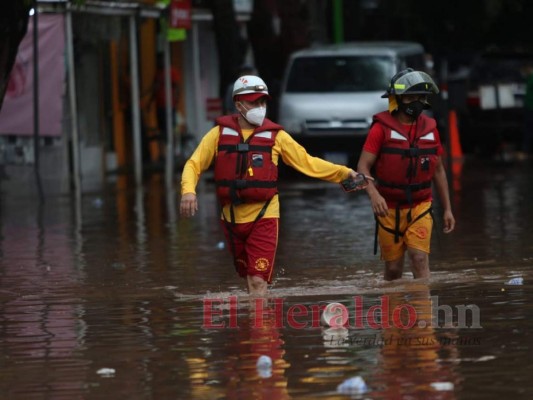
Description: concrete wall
0,136,70,197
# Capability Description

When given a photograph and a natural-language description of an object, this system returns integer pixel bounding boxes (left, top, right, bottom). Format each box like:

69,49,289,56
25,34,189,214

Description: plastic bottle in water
337,376,368,394
256,355,272,378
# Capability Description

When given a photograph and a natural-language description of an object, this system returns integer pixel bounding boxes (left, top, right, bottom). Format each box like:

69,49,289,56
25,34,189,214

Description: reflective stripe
222,127,239,136
255,131,272,139
390,130,407,141
420,131,435,141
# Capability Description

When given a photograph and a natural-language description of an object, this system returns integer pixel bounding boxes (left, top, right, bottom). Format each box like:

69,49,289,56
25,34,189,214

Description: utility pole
332,0,344,44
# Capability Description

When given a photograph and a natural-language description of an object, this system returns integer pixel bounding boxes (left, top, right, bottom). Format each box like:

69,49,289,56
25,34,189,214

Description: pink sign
0,14,65,137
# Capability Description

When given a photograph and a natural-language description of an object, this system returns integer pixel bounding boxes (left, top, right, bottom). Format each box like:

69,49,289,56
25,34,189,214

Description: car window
285,56,395,93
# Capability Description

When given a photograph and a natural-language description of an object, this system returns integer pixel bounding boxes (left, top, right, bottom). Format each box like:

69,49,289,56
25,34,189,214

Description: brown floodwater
0,158,532,399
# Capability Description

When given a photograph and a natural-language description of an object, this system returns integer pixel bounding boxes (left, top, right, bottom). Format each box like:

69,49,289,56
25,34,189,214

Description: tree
0,0,33,111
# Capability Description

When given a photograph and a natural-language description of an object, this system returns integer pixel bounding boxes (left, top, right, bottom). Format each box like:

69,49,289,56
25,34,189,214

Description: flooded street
1,158,532,399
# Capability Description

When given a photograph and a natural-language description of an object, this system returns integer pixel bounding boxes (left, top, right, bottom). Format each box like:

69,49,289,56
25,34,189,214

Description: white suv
278,41,427,165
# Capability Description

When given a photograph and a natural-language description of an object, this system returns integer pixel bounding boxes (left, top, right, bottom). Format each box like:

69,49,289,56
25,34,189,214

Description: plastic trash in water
96,368,116,378
337,376,368,394
430,382,454,391
256,355,272,368
474,355,496,362
507,277,524,285
256,355,272,378
257,367,272,379
321,302,349,328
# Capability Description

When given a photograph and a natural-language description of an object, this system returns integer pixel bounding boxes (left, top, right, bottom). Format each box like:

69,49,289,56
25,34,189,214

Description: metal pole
129,14,143,187
135,186,147,269
332,0,344,44
32,7,44,202
65,7,82,198
440,58,453,202
191,21,202,136
163,39,174,189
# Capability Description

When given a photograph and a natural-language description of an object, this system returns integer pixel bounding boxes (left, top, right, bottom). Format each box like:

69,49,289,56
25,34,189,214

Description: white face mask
240,103,266,126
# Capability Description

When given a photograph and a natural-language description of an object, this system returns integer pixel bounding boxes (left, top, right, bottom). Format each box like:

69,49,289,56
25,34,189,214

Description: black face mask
399,100,425,118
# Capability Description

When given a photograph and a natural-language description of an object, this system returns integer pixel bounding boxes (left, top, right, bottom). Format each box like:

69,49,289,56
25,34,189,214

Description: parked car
461,48,533,156
278,41,427,166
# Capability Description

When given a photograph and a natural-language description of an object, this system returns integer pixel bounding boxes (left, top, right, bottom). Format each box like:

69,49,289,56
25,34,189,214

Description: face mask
240,103,267,126
400,100,425,119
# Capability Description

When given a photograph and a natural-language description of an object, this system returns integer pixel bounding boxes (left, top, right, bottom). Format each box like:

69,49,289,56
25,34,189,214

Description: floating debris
430,382,454,391
256,355,272,378
337,376,368,394
96,368,116,378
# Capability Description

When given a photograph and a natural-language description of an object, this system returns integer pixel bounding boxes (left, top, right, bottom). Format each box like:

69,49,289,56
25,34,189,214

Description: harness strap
381,147,438,156
377,181,430,216
373,205,434,252
218,144,272,153
395,204,401,243
220,204,239,272
377,180,431,191
216,180,277,206
223,197,273,226
216,180,277,188
254,198,272,222
221,198,273,270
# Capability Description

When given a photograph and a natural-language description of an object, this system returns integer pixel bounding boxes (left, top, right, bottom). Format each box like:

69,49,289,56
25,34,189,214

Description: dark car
461,49,533,156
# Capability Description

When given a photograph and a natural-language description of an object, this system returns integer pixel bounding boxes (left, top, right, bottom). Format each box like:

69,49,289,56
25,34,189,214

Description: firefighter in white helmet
180,75,371,296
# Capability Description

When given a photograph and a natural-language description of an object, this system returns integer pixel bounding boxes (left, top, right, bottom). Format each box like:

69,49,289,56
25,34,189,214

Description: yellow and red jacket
214,115,282,206
373,111,439,207
181,116,351,223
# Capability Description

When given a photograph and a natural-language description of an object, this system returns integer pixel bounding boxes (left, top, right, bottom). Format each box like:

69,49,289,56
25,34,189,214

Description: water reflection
0,160,532,398
0,201,86,399
436,159,533,262
224,305,290,399
372,284,459,399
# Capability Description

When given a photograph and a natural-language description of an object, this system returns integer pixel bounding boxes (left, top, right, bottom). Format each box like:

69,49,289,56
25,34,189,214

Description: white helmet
232,75,269,98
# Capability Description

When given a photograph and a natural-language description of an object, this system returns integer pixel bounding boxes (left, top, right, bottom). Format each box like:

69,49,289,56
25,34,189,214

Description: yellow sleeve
181,126,219,195
274,130,351,182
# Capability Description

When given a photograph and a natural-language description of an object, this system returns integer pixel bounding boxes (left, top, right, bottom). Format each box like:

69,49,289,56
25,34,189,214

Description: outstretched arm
432,157,455,233
277,131,357,182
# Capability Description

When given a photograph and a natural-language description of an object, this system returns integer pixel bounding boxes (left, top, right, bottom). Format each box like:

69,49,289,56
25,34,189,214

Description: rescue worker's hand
347,169,358,179
442,209,455,233
180,193,198,217
346,170,374,190
369,192,388,217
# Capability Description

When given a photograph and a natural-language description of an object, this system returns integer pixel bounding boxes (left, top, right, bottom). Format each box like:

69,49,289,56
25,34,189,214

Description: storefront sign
170,0,192,30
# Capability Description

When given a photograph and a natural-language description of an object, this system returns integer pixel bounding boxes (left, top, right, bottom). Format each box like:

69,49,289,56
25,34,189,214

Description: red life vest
373,111,440,206
214,115,282,206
